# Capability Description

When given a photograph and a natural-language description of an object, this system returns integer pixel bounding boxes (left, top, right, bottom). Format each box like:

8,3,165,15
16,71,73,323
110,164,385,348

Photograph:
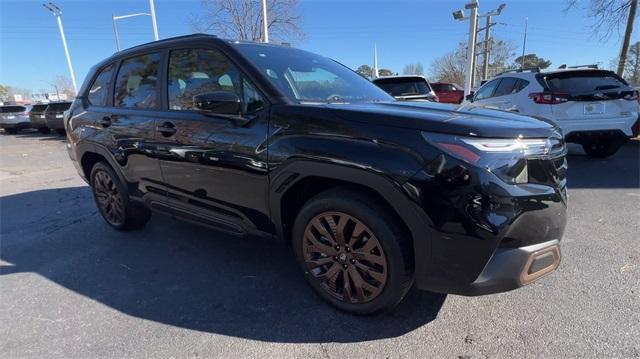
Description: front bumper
404,154,566,296
446,240,561,295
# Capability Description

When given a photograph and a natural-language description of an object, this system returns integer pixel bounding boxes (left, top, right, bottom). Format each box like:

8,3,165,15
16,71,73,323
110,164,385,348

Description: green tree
378,68,394,77
513,54,552,70
355,64,373,78
0,85,9,102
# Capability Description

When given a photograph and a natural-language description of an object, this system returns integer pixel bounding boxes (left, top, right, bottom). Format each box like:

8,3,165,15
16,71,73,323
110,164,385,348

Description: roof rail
115,33,218,54
495,67,540,77
567,64,599,69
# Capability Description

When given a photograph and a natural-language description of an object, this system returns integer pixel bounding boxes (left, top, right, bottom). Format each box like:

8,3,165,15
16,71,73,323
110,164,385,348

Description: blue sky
1,0,637,93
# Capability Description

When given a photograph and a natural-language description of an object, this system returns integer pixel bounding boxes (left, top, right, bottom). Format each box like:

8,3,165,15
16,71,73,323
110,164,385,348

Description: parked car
0,104,32,134
372,76,439,102
29,104,51,133
463,67,640,157
431,82,464,104
44,101,72,134
66,34,567,314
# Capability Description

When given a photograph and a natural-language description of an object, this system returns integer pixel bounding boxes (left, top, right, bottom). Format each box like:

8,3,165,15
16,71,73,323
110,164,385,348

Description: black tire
90,162,151,231
38,127,51,134
292,187,414,314
55,129,66,135
4,128,18,134
582,139,624,158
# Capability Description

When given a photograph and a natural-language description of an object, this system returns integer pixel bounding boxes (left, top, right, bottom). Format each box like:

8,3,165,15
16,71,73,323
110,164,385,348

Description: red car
431,82,464,104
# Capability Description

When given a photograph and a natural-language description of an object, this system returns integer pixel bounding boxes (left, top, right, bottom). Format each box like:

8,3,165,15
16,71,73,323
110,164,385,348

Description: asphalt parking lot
1,130,638,358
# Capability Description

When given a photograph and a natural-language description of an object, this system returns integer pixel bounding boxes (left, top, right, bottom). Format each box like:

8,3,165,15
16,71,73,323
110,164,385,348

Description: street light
43,2,77,94
453,0,479,97
112,12,152,51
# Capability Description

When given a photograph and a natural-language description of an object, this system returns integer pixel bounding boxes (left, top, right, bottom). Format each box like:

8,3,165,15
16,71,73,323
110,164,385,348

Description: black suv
66,35,567,314
44,101,72,134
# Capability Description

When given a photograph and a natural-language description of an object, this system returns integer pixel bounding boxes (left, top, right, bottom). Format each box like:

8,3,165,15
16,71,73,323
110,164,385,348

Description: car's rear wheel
90,162,151,231
38,127,51,134
4,128,18,134
582,139,624,158
292,187,413,314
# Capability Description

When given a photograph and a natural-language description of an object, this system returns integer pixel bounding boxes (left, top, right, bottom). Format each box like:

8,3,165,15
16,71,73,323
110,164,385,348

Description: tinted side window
88,64,114,106
493,77,519,97
114,53,161,109
514,79,530,92
474,79,500,100
168,48,242,111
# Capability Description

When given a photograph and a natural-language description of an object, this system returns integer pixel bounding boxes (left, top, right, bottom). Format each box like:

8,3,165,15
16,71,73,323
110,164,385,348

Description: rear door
86,53,166,202
155,47,271,236
544,70,637,124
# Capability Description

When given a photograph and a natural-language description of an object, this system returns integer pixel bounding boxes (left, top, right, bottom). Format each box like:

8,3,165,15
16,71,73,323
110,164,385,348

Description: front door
156,47,271,236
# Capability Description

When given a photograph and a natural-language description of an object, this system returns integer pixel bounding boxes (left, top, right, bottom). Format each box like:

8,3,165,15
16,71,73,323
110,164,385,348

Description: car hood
326,101,557,138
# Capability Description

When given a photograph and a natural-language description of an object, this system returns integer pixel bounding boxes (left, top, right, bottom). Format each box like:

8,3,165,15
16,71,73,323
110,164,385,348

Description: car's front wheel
90,162,151,231
292,187,414,314
582,139,624,158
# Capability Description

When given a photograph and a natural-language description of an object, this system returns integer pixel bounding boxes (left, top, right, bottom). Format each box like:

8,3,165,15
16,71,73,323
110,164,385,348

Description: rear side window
493,77,519,97
514,79,530,92
544,71,627,94
114,53,161,109
88,64,114,106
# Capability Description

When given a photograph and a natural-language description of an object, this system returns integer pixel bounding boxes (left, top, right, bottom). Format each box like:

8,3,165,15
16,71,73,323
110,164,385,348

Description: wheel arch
270,160,433,265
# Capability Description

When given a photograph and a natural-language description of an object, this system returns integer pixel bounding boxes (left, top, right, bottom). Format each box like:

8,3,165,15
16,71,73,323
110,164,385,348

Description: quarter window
88,64,114,106
493,77,519,97
114,53,161,109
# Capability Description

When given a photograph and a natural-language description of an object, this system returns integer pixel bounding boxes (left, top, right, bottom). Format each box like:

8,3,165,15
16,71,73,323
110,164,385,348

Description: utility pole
617,0,637,77
521,17,528,70
453,2,504,96
43,2,77,94
481,16,491,81
462,0,478,96
261,0,269,43
149,0,159,41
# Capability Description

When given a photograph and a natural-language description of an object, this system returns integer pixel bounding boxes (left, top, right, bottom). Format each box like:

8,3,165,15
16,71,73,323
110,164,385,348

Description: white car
463,67,639,157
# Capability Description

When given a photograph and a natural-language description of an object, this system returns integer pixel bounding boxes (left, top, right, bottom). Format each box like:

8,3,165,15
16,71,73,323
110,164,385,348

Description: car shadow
0,186,446,343
13,131,67,141
565,140,639,189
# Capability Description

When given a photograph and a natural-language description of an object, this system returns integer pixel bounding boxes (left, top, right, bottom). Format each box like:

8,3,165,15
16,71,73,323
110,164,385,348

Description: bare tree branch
191,0,304,42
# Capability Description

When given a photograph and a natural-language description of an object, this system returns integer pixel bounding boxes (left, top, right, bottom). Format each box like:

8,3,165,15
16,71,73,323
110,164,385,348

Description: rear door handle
157,121,177,137
100,116,112,128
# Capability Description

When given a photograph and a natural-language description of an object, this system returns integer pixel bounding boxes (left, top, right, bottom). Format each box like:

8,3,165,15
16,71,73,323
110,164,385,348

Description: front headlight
421,131,566,184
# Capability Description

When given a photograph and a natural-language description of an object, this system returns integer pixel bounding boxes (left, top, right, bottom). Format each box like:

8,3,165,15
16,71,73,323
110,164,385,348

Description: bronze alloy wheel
93,170,125,227
302,211,388,304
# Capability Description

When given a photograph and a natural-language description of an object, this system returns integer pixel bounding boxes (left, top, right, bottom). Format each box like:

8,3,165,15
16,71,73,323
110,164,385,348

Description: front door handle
157,121,177,137
100,116,112,128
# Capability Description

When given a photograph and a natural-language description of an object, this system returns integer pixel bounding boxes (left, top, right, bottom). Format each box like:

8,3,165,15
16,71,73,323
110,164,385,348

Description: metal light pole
453,0,479,96
261,0,269,43
43,2,77,94
149,0,159,41
111,12,151,51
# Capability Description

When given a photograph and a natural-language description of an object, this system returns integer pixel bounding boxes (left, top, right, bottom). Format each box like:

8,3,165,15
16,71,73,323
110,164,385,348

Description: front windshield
235,43,394,104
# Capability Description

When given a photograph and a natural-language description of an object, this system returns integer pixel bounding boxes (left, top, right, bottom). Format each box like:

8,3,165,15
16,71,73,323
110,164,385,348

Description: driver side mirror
194,91,241,115
465,94,474,102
